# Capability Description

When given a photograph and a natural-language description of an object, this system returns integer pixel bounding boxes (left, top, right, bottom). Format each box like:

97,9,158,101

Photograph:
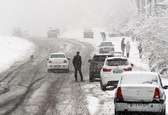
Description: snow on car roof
120,71,159,85
106,56,127,60
122,71,158,76
50,52,65,55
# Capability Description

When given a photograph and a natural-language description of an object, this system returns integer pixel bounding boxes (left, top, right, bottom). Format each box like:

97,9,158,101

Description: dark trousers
127,53,129,58
74,67,83,81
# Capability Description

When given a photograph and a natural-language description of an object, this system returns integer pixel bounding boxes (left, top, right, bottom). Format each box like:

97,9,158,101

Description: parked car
99,41,114,54
83,29,94,38
47,53,70,72
100,57,133,91
88,53,114,82
47,28,60,38
114,71,167,115
113,52,122,57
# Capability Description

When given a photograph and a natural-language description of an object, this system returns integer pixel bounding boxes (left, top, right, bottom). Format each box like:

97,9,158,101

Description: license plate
113,69,122,74
129,103,146,107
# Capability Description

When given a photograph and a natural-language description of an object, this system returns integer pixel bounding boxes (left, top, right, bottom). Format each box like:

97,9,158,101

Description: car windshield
121,74,158,85
93,55,113,62
107,58,129,66
50,54,65,58
100,42,113,46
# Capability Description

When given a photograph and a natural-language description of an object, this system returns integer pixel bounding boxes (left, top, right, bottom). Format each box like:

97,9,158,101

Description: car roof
123,71,158,76
106,56,127,60
50,52,65,55
94,53,113,56
100,41,112,43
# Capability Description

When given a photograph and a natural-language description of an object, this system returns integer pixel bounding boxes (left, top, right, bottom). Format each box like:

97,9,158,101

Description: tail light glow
123,67,132,71
153,87,160,101
103,68,112,72
64,60,68,63
116,87,124,102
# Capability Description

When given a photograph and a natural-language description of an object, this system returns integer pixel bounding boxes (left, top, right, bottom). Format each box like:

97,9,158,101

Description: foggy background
0,0,137,36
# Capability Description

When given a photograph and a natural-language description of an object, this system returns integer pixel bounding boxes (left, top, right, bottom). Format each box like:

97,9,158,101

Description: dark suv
88,54,114,82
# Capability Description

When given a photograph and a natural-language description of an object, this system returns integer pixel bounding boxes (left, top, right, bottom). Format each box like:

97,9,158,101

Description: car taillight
103,68,112,72
48,60,52,63
123,67,132,71
116,87,124,102
153,88,160,101
64,60,67,63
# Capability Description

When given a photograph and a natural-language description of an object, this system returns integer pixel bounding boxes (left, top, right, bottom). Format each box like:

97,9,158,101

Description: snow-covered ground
0,36,34,73
62,30,168,115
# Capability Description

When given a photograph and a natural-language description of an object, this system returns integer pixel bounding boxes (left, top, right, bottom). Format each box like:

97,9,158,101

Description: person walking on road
121,38,126,56
72,51,83,82
138,42,142,58
126,41,131,58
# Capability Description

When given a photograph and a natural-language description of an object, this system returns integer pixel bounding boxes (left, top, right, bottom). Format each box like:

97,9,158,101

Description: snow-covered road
63,31,168,115
0,34,168,115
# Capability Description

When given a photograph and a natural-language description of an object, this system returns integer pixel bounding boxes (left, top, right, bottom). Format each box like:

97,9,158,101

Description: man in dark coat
72,51,83,82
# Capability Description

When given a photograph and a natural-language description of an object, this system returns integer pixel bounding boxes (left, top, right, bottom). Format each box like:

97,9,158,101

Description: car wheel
66,69,69,73
115,111,122,115
89,73,94,82
160,110,166,115
47,69,51,73
100,80,106,91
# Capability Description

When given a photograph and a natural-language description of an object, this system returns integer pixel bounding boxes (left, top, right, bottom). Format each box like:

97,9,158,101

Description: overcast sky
0,0,137,36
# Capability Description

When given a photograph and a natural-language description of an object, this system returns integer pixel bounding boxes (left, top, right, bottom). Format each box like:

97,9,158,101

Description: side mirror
163,85,168,89
88,59,92,63
67,57,71,60
131,63,134,67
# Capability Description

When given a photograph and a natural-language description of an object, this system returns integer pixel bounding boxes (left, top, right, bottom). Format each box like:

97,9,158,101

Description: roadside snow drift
0,36,34,73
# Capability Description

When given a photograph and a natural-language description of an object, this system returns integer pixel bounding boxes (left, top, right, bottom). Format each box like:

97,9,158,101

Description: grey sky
0,0,137,36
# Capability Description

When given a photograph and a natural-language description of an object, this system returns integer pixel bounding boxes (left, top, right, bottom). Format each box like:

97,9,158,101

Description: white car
114,71,167,115
99,41,114,54
47,53,70,72
100,57,133,91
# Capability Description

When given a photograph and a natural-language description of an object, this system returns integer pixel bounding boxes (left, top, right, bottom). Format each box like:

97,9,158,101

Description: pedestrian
72,51,83,82
121,38,126,56
126,41,131,58
138,42,142,58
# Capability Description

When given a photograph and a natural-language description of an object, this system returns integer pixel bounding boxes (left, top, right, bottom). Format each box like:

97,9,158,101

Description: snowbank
0,36,34,73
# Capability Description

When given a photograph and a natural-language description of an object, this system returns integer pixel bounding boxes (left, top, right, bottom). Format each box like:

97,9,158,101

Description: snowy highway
0,36,168,115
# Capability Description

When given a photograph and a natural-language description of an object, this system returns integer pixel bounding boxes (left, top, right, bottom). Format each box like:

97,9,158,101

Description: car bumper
92,72,100,78
47,64,69,70
101,74,122,85
115,102,165,112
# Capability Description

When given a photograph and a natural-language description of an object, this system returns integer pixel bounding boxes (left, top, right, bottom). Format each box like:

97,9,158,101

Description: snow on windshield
121,74,158,85
50,54,65,58
107,58,129,66
100,42,113,46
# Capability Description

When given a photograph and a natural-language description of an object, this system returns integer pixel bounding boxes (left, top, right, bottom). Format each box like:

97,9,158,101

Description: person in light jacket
126,41,131,58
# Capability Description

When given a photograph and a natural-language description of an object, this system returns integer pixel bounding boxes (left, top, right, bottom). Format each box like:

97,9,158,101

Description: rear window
50,54,65,58
121,74,158,85
93,55,113,62
107,58,128,66
100,42,113,46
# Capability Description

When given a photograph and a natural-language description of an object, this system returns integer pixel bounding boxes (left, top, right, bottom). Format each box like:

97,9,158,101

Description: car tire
47,69,51,73
115,111,122,115
89,73,94,82
160,110,166,115
100,80,106,91
66,69,69,73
